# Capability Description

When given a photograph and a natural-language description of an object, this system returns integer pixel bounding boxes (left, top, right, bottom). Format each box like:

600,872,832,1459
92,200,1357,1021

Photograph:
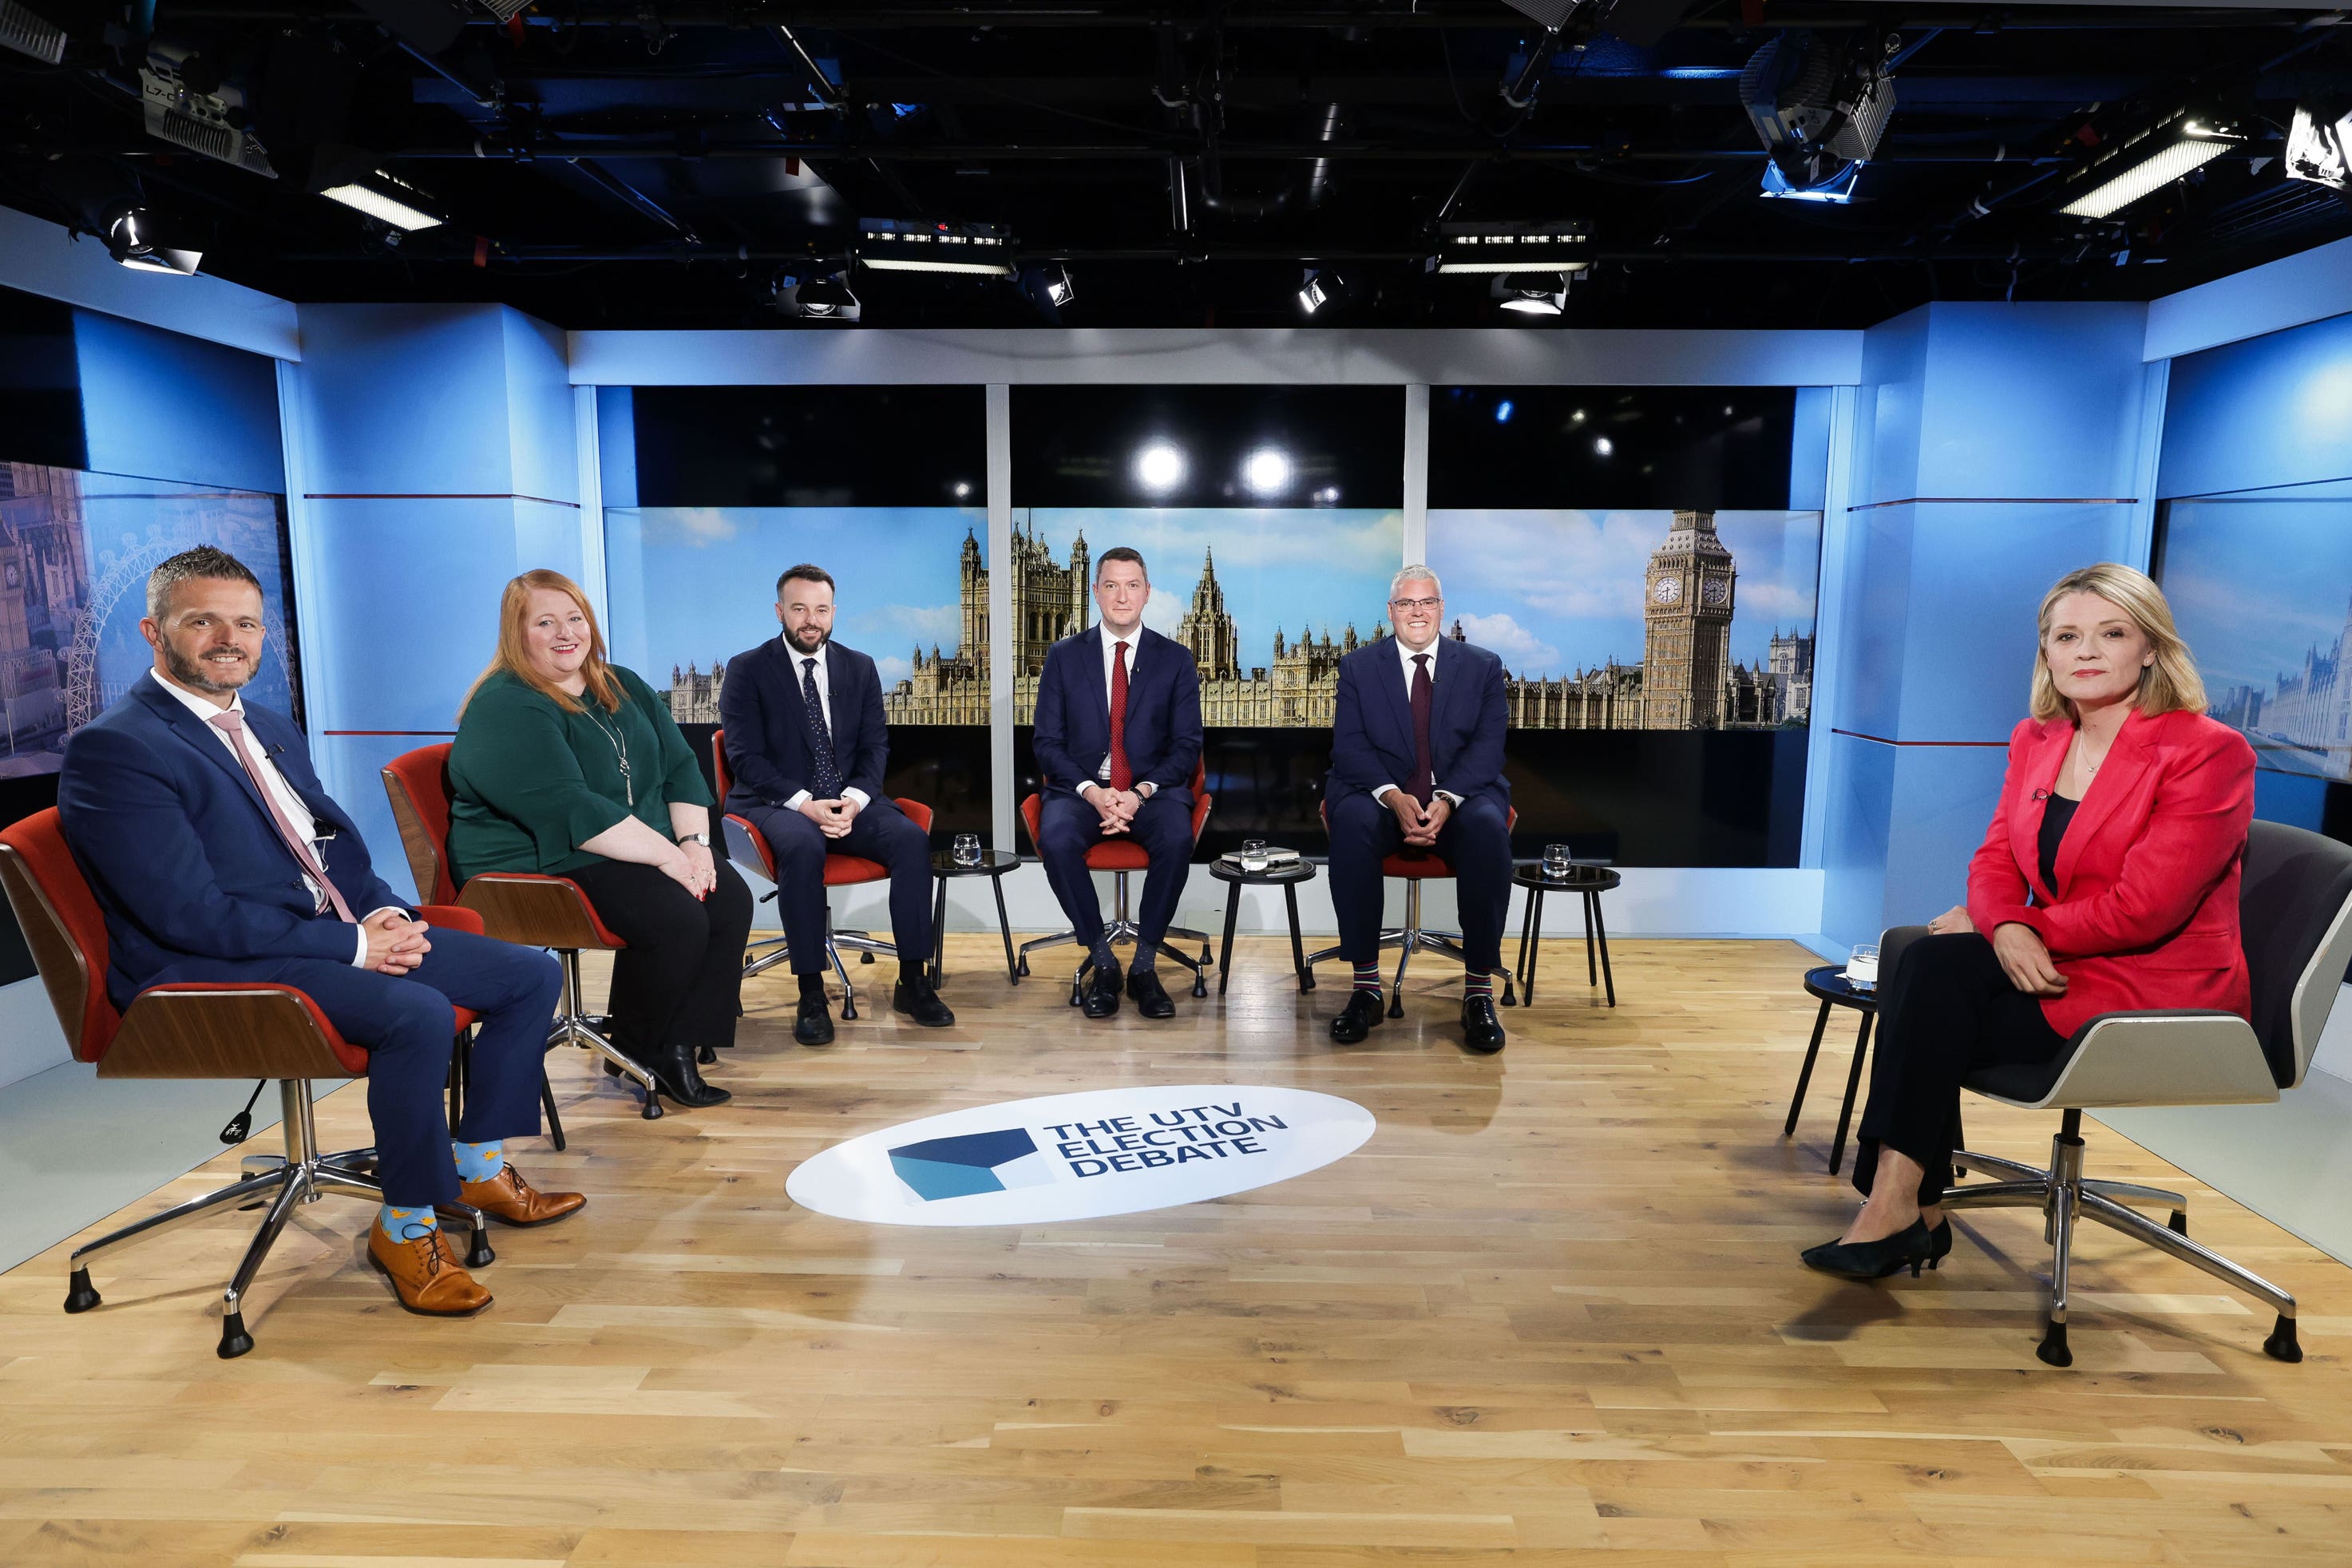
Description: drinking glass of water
952,833,983,867
1542,843,1573,881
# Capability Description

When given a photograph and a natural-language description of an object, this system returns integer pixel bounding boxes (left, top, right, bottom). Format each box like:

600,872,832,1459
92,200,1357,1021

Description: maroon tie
1408,653,1435,806
208,710,355,922
1108,639,1134,792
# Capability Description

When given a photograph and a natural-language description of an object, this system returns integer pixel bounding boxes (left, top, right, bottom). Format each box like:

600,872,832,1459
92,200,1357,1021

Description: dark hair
147,544,263,620
1095,545,1147,582
777,563,836,597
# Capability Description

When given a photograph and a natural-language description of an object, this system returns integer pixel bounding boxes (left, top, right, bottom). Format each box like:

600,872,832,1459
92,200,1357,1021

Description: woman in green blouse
449,568,748,1109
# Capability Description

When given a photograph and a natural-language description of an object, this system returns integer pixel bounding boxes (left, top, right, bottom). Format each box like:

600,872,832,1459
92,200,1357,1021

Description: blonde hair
461,569,622,719
2029,562,2207,723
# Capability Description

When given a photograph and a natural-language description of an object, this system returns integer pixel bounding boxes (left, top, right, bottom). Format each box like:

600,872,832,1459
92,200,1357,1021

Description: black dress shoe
1459,994,1506,1054
893,980,956,1027
1080,960,1122,1019
1800,1217,1940,1281
1128,968,1175,1019
640,1044,731,1109
794,996,836,1046
1330,989,1385,1044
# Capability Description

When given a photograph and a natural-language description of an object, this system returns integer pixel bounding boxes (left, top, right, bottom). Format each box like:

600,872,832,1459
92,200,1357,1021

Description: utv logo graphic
789,1084,1376,1228
888,1128,1055,1202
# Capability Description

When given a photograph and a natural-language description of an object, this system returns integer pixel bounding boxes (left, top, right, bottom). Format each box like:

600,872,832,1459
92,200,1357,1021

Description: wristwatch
681,831,711,848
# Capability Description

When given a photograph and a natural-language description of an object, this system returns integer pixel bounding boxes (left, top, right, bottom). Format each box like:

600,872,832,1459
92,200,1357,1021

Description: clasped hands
1927,903,2069,997
1385,789,1452,849
797,794,861,841
1081,782,1146,835
362,909,433,975
662,839,720,901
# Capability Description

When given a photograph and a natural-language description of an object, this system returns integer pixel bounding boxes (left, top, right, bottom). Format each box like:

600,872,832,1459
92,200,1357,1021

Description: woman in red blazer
1803,562,2255,1281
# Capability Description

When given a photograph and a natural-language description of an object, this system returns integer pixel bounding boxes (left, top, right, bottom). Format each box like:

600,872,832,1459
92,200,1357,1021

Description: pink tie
208,710,355,923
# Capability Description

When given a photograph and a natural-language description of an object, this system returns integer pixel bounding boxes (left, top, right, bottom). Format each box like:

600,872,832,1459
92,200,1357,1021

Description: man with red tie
1031,547,1204,1020
1324,565,1514,1052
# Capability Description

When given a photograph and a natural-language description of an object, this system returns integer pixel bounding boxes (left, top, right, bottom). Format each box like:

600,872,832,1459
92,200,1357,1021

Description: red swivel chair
711,729,933,1020
0,808,494,1360
1305,798,1521,1017
1018,758,1215,1000
382,744,661,1131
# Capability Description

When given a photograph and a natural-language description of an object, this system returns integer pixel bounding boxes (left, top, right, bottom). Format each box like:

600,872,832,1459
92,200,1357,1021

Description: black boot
640,1043,731,1109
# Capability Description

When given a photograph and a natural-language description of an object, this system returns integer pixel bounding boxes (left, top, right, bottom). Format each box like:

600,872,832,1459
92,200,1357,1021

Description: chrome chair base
744,921,895,1020
544,949,663,1137
1303,881,1516,1017
1017,873,1212,999
63,1080,491,1360
1943,1111,2299,1367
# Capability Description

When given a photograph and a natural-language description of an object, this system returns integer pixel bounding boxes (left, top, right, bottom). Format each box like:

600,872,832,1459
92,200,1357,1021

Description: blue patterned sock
452,1139,505,1182
380,1204,438,1240
1464,972,1495,1000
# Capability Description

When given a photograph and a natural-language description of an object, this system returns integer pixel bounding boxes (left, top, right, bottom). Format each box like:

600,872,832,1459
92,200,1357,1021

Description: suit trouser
737,799,932,975
1854,932,2066,1206
1037,789,1194,959
1326,790,1513,976
568,858,754,1058
146,925,564,1209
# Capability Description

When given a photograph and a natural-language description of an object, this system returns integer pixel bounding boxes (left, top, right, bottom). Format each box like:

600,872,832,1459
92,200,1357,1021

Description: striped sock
1352,961,1383,996
380,1204,438,1240
1464,971,1495,1000
452,1139,505,1182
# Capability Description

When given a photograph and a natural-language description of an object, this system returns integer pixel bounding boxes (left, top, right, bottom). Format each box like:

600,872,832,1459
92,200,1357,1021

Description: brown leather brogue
459,1164,586,1228
367,1220,492,1317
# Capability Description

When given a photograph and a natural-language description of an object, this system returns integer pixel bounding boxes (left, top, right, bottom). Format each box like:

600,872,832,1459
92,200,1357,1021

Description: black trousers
1326,789,1513,974
736,798,932,976
568,857,754,1059
1855,932,2068,1206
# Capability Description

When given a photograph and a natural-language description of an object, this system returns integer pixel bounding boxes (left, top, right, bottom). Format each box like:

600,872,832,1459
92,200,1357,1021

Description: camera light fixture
320,168,444,231
102,202,200,275
0,0,68,63
1760,159,1863,204
1038,262,1075,307
1497,275,1570,316
2057,108,2246,220
854,218,1017,276
1432,220,1591,275
2285,102,2350,192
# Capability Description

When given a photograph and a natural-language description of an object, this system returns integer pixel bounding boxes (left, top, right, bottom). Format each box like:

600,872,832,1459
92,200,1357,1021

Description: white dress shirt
1081,627,1155,798
778,638,872,811
149,668,396,966
1373,638,1463,810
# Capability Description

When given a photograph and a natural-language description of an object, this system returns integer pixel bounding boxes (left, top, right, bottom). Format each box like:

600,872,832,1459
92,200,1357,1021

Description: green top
446,665,712,881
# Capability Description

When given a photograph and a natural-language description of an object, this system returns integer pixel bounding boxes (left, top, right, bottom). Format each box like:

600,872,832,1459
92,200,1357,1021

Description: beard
784,624,830,655
165,643,254,695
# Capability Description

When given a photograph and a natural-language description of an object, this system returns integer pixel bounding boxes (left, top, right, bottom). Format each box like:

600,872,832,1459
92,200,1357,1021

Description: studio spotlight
1241,448,1292,498
1760,160,1862,203
1432,220,1590,275
1134,442,1186,496
141,40,276,178
2056,107,2246,220
319,168,444,231
1038,263,1075,307
1495,275,1570,316
854,218,1017,276
2286,102,2350,192
0,0,68,63
787,273,858,320
1739,30,1896,192
1297,267,1348,315
101,201,200,275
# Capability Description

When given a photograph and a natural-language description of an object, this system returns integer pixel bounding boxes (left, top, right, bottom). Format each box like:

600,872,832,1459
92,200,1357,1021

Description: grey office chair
1881,818,2352,1368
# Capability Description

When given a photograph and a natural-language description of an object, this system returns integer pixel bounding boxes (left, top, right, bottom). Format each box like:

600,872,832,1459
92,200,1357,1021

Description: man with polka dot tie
1032,547,1205,1020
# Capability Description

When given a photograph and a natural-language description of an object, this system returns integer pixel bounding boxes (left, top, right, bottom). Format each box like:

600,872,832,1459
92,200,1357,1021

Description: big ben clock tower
1641,509,1736,729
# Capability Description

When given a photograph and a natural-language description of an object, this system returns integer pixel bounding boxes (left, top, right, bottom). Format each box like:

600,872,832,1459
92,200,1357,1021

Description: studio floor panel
2,937,2348,1566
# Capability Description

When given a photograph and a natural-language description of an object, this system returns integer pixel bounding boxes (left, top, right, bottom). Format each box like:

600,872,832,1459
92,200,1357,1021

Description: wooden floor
4,936,2350,1566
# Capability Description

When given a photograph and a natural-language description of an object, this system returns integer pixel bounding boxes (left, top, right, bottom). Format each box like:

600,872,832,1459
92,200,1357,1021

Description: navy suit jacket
1033,624,1202,796
719,637,889,810
1326,636,1511,810
57,675,407,1007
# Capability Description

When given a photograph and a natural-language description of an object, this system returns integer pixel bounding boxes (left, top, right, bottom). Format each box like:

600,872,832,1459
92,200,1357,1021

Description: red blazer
1966,707,2255,1039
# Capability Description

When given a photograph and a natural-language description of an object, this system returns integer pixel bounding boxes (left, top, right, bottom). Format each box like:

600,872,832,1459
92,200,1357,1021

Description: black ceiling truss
0,1,2346,328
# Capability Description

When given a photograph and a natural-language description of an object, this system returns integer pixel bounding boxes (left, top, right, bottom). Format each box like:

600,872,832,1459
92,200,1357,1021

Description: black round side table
1511,864,1621,1008
1786,964,1878,1176
1208,858,1318,996
927,849,1020,987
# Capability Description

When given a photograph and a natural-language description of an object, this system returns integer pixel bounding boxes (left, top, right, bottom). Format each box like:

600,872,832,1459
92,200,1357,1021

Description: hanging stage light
788,273,859,320
1740,30,1896,193
1297,267,1348,314
319,168,444,231
1038,263,1075,307
1431,220,1591,275
854,218,1018,276
0,0,68,62
2285,102,2350,192
101,201,200,275
2056,108,2246,220
1760,160,1863,204
1496,275,1570,316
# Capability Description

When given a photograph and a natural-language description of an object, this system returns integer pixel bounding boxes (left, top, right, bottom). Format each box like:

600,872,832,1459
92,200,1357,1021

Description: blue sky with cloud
604,505,981,689
1425,509,1822,676
1026,507,1403,669
2162,498,2352,703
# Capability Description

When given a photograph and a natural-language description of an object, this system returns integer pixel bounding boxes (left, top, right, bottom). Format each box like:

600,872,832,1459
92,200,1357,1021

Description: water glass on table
1542,843,1573,881
952,833,983,867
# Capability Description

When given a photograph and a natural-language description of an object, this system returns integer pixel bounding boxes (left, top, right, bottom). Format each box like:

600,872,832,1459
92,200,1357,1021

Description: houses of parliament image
666,511,1812,733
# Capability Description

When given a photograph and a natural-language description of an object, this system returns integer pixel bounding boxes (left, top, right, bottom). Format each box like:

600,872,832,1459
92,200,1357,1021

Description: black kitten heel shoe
1800,1217,1942,1281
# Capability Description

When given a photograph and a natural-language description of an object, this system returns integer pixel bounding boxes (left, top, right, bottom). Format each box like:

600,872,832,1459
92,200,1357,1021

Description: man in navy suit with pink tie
1324,565,1513,1053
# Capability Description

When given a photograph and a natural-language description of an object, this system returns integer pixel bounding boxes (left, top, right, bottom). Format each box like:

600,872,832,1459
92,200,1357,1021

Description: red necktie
208,710,355,922
1108,639,1134,792
1408,653,1435,806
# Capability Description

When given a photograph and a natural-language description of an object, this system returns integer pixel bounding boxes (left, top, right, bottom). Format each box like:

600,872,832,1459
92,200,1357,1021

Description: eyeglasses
1389,596,1443,612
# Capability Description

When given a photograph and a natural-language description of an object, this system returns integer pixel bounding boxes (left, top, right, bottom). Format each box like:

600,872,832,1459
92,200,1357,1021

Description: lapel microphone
2032,789,2051,801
